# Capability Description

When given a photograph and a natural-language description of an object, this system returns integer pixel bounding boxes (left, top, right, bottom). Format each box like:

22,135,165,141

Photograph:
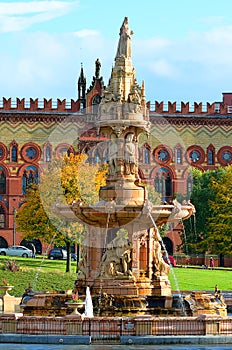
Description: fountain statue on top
59,17,195,316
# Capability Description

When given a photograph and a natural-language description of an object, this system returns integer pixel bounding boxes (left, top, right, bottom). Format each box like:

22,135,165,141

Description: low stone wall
1,314,232,337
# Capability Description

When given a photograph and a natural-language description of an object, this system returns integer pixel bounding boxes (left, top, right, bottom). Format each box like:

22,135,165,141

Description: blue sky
1,0,232,104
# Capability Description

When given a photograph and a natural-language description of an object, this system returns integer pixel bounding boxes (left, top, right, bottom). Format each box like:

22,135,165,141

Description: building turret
78,63,86,109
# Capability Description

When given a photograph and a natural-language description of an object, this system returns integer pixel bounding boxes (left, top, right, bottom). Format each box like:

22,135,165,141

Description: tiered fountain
22,17,226,319
58,17,197,316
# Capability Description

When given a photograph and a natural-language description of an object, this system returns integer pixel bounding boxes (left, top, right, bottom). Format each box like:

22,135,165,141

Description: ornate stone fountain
56,17,196,316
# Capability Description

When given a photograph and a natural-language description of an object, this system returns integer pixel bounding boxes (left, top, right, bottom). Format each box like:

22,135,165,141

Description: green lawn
0,256,232,298
169,267,232,291
0,255,77,297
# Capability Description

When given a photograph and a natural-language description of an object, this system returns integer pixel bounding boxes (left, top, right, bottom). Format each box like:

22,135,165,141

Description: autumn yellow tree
61,153,107,205
16,153,107,271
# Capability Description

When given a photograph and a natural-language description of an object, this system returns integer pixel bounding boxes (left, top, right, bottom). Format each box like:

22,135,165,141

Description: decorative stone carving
124,132,137,175
116,17,134,58
108,134,118,175
152,228,170,278
99,229,133,278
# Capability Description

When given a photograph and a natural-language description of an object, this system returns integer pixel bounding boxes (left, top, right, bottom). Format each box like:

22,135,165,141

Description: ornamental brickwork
0,60,232,254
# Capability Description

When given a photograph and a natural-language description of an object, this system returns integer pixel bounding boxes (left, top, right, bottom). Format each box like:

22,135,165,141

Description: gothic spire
78,63,86,108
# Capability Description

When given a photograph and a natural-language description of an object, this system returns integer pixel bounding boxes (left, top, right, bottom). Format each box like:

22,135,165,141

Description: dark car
163,255,176,267
48,248,77,261
71,253,77,261
48,248,67,260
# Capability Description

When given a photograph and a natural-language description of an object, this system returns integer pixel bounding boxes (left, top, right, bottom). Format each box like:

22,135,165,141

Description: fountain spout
84,286,93,318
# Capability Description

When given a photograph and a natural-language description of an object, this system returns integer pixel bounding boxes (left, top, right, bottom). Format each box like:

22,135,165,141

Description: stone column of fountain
58,17,195,315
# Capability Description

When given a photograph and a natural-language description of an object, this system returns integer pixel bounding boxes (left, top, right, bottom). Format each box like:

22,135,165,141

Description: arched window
22,166,39,194
0,206,5,228
11,145,18,162
92,94,101,114
166,173,172,197
0,236,7,247
207,149,214,165
176,148,182,164
0,167,6,194
55,144,74,158
0,143,7,161
162,237,174,255
93,150,101,164
144,148,150,164
154,168,172,201
45,145,51,162
187,174,193,198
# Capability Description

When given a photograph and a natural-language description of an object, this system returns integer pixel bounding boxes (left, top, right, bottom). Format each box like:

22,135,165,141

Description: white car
0,245,33,258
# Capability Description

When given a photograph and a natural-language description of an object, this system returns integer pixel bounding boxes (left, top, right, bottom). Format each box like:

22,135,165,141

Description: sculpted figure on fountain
99,229,133,278
152,228,170,278
108,133,118,175
124,132,137,175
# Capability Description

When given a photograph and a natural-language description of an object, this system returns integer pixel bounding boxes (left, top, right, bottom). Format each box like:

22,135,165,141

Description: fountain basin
57,203,195,229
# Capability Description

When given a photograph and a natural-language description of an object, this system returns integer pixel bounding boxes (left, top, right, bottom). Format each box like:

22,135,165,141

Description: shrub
4,260,20,272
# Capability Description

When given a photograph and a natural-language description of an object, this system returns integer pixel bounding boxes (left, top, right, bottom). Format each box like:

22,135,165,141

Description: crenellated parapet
149,101,229,115
1,97,231,116
0,98,81,113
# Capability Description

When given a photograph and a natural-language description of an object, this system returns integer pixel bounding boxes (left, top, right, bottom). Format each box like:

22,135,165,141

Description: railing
1,315,232,337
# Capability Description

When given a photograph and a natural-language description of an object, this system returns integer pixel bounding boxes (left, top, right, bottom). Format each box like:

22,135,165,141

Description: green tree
182,167,224,254
146,184,161,205
16,184,59,244
205,165,232,254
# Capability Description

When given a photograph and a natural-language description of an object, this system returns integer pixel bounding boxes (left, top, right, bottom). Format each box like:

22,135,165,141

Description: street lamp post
13,208,17,246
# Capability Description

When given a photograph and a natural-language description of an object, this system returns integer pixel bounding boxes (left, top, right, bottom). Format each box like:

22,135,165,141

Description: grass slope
0,256,76,297
0,256,232,298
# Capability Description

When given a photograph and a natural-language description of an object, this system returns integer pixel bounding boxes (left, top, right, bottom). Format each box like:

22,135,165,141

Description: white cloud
198,16,225,26
134,24,232,80
148,59,178,78
74,29,99,38
0,1,79,33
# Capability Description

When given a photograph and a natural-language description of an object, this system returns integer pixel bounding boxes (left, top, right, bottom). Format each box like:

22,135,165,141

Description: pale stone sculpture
99,229,133,278
116,17,134,58
124,132,136,175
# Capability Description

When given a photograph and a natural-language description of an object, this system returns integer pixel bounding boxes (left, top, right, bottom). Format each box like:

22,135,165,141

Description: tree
205,165,232,254
16,153,107,272
182,167,226,254
16,184,59,244
146,184,161,205
61,153,107,205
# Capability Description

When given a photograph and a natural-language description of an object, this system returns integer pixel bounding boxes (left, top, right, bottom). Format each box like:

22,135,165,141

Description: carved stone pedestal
90,277,139,296
151,276,172,297
136,277,153,296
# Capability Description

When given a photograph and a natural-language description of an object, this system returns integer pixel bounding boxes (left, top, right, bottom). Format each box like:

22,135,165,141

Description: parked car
48,248,67,260
71,253,77,261
48,248,77,261
163,255,176,267
0,245,33,258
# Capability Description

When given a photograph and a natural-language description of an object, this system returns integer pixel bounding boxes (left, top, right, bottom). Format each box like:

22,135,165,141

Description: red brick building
0,60,232,255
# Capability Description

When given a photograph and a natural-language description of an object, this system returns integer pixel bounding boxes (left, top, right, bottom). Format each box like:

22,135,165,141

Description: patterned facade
0,62,232,254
